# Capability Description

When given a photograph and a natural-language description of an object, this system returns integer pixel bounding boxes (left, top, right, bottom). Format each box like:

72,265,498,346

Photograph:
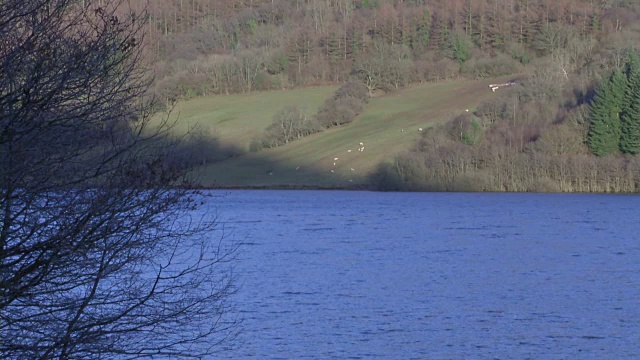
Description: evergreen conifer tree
588,68,626,156
620,49,640,154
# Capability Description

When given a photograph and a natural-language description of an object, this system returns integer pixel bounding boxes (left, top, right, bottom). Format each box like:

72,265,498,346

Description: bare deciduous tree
0,1,238,358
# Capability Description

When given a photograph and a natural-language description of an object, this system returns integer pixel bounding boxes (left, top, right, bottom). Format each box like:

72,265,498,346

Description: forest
136,0,640,192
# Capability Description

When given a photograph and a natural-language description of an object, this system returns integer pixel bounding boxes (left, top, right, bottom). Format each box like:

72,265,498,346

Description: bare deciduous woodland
138,0,634,98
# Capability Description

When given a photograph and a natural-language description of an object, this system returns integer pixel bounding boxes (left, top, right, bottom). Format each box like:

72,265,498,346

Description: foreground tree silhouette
0,1,238,358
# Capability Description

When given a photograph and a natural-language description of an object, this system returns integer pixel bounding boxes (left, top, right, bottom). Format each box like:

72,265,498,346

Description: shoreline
194,183,372,191
187,183,640,194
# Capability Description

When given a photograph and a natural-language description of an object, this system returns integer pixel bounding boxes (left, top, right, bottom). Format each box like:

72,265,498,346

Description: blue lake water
206,190,640,359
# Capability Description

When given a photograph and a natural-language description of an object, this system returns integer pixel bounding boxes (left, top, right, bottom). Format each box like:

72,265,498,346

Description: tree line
139,0,638,104
587,50,640,156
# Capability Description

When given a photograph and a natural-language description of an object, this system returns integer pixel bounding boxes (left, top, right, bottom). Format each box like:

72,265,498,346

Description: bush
444,31,473,64
251,106,320,151
415,53,460,82
266,52,288,75
507,42,534,64
334,80,370,104
445,114,484,145
475,97,510,124
316,81,369,128
265,106,313,145
461,53,522,79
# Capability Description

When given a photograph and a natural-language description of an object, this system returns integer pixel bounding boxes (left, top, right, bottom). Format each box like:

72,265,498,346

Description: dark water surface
208,190,640,359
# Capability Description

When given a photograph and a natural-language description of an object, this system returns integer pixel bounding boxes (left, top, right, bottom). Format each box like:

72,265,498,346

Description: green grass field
169,77,514,188
168,86,337,150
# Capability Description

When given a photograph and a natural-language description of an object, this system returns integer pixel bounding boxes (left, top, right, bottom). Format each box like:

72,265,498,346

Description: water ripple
210,190,640,359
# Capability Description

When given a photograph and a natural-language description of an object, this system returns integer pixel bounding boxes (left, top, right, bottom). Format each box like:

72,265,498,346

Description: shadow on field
166,133,244,168
194,151,369,190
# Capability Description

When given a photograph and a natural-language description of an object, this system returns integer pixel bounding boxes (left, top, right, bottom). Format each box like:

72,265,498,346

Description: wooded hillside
131,0,640,101
131,0,640,192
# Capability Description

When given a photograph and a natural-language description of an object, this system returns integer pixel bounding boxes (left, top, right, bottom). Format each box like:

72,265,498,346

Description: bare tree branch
0,1,238,359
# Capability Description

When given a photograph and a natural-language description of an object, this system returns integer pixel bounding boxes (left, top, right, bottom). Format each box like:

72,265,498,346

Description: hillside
139,0,640,193
169,86,337,149
143,0,640,104
173,76,513,188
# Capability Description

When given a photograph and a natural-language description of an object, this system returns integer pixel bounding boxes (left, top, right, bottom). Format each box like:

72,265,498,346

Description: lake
207,190,640,359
